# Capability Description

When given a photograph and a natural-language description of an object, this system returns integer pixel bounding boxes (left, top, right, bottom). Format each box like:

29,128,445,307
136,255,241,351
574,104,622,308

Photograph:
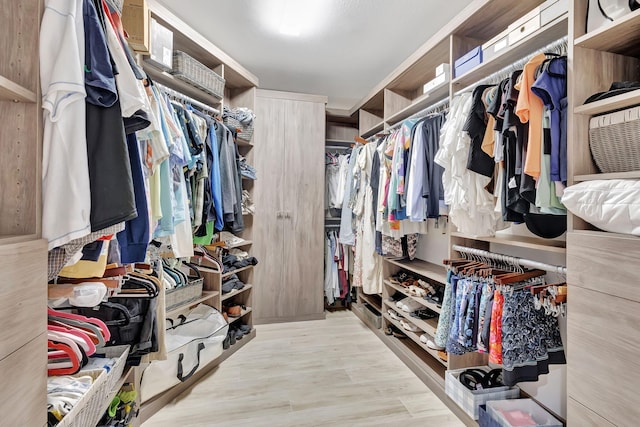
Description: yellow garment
58,240,110,279
515,53,546,179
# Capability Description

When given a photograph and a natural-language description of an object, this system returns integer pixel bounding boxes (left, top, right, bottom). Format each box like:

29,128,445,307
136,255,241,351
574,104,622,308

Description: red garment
489,290,504,365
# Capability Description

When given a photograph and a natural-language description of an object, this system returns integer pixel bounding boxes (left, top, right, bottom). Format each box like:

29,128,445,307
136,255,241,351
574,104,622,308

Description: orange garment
515,53,546,179
488,290,504,365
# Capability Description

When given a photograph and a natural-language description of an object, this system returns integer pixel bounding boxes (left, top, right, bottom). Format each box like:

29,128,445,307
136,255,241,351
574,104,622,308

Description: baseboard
253,312,326,325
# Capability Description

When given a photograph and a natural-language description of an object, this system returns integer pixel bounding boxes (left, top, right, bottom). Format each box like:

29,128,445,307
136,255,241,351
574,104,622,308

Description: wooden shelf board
166,291,219,318
222,265,254,279
140,328,256,423
383,313,447,367
326,139,353,145
385,84,449,127
574,88,640,115
0,75,36,103
384,279,442,315
358,292,382,312
237,137,253,147
221,284,253,302
383,300,438,338
228,307,253,324
451,15,568,91
574,8,640,56
574,171,640,181
384,258,448,284
0,234,38,246
450,231,567,253
142,62,222,108
361,120,385,138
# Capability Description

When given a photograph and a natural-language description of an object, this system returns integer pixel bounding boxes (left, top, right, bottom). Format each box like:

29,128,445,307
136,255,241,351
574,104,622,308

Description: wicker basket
223,112,255,142
171,51,225,99
589,106,640,173
166,263,205,311
56,345,130,427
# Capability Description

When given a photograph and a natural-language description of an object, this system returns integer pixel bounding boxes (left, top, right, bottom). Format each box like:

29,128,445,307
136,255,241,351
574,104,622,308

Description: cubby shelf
0,75,36,103
451,231,567,253
574,88,640,116
574,8,640,56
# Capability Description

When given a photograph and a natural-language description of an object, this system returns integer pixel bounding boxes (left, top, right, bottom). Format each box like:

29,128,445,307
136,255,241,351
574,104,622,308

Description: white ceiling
156,0,470,110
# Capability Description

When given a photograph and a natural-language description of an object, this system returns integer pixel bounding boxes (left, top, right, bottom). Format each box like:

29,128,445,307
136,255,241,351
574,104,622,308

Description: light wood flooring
143,311,464,427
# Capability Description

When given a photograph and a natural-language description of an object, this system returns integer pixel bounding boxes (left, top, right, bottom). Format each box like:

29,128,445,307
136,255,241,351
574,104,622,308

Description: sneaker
426,339,445,351
400,299,423,313
419,334,429,344
387,309,401,321
410,309,437,320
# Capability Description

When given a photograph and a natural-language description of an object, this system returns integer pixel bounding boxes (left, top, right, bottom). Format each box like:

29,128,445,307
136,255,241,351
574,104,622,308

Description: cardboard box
482,29,509,62
454,46,482,78
122,0,149,53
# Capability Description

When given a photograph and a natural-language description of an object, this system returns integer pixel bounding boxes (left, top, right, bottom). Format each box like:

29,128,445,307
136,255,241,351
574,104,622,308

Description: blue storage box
454,46,483,77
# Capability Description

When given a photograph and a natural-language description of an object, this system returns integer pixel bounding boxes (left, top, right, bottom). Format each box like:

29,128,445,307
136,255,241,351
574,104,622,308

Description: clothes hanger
494,269,546,285
48,318,106,347
47,341,82,376
47,307,111,340
48,325,96,356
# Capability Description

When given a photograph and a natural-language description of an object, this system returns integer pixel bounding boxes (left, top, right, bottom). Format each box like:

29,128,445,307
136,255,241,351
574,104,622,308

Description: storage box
589,105,640,173
423,71,450,95
482,29,509,62
508,8,541,45
445,366,520,420
171,51,226,99
435,63,450,76
454,46,483,78
479,404,502,427
364,303,382,329
122,0,149,53
148,17,173,71
487,399,562,427
540,0,569,27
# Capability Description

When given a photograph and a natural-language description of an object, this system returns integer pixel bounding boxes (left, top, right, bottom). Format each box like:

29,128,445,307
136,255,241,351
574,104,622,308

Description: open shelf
326,139,353,145
361,120,385,138
451,231,567,253
166,291,219,318
383,313,447,367
221,284,253,302
385,84,450,127
383,300,438,337
227,307,252,324
236,137,253,147
384,280,442,315
384,258,448,284
0,75,36,103
0,234,39,246
574,88,640,115
222,264,254,279
574,8,640,56
142,62,222,109
574,171,640,181
358,292,382,313
452,14,568,91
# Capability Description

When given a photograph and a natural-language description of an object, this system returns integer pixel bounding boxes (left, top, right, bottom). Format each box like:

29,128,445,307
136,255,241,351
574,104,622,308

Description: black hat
584,81,640,104
524,213,567,239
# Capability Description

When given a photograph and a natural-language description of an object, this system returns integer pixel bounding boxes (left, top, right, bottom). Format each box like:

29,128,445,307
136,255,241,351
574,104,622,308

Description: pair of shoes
419,335,445,350
438,350,448,362
400,319,419,332
417,279,436,295
396,297,423,313
387,309,401,321
223,303,246,318
410,309,437,320
385,325,406,339
407,285,427,298
388,291,405,302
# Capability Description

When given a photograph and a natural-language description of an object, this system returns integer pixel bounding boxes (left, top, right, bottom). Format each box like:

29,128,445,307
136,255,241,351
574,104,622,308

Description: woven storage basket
589,106,640,173
57,345,130,427
171,51,225,99
165,263,204,311
224,115,254,142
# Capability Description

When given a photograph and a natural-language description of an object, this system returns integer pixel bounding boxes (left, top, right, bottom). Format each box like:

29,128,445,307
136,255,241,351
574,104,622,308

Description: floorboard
143,311,465,427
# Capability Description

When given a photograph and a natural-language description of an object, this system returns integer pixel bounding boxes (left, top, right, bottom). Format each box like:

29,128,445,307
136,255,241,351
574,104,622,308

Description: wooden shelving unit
384,280,442,315
0,75,37,103
226,240,253,249
385,84,450,126
574,171,640,182
361,120,385,138
450,231,567,253
574,88,640,116
573,8,640,56
221,284,253,302
383,300,438,337
227,307,253,324
165,291,219,318
382,313,446,366
222,264,254,279
384,258,448,284
451,14,569,90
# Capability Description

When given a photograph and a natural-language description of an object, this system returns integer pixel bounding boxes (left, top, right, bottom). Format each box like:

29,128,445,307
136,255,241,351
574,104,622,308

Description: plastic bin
487,398,562,427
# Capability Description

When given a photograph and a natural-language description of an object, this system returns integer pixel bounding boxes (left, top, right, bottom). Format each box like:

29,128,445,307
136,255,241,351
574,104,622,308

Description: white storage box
423,71,450,95
540,0,568,27
482,29,509,62
435,63,450,76
445,366,520,420
508,8,541,45
148,17,173,71
487,399,562,427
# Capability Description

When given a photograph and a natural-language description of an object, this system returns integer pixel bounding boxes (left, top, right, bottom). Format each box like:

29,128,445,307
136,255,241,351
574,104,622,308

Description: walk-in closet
2,0,639,425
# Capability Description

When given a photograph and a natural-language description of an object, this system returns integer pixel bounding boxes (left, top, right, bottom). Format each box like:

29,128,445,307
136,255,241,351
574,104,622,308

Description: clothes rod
155,82,221,115
451,244,567,275
386,97,450,131
326,145,352,150
455,36,568,93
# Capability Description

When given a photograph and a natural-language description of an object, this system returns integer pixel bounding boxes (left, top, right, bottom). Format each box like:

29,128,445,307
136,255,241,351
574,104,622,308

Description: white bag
140,304,228,402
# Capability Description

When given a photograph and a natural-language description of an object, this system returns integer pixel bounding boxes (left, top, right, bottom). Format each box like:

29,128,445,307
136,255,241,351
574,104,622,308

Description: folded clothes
239,158,257,180
222,255,259,273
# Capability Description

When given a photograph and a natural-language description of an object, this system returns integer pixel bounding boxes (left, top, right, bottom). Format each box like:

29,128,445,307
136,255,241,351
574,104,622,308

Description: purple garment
531,57,567,183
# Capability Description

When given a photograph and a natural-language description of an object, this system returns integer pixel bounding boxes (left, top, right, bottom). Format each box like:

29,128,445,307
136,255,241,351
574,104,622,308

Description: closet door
253,95,286,322
281,99,325,320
